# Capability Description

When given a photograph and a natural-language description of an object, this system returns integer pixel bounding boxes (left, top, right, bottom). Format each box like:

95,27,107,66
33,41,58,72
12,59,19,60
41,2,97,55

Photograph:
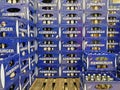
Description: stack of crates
107,1,120,53
36,0,59,77
82,0,120,89
60,0,83,77
0,0,36,89
84,0,107,52
107,0,120,79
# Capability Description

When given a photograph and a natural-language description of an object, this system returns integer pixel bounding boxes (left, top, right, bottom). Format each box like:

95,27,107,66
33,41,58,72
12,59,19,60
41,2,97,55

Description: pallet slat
30,78,45,90
54,78,65,90
44,79,53,90
67,78,75,90
74,78,80,90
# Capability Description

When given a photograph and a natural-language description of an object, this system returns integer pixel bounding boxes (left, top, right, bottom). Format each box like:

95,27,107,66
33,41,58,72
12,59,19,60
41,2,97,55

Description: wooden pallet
30,78,81,90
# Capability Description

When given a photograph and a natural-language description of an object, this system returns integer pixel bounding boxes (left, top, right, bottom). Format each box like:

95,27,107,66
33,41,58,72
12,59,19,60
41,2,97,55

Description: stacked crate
60,0,83,77
36,0,59,77
0,0,36,90
0,54,20,90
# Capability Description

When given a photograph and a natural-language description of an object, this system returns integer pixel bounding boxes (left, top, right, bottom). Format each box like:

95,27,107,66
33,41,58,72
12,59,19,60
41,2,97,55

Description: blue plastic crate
61,25,82,39
61,11,83,25
38,52,59,64
0,4,34,20
84,37,107,52
85,25,107,38
61,64,83,77
61,0,82,11
0,17,28,38
0,54,20,90
37,64,59,77
83,52,117,71
37,26,59,39
82,72,120,90
107,38,119,53
61,51,82,64
0,0,34,5
38,38,59,52
108,14,120,26
36,11,59,25
85,0,107,11
61,38,82,51
37,0,58,11
108,26,120,38
85,11,107,25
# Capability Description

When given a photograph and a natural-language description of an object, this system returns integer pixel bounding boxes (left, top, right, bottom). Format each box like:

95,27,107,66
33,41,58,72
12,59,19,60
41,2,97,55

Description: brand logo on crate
0,49,14,53
39,45,57,47
0,27,13,31
63,57,80,60
108,31,119,34
90,61,113,65
63,17,81,20
108,20,119,22
40,71,57,73
63,44,81,47
2,13,25,16
63,31,81,34
39,4,57,7
63,71,80,73
39,57,57,60
39,31,57,34
63,4,81,6
87,44,105,47
87,17,105,20
88,3,105,6
87,31,105,33
39,18,57,20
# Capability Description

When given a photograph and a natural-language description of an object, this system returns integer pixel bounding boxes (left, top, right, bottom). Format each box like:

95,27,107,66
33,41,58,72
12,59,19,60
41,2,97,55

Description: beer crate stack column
84,0,107,52
36,0,60,77
0,0,36,90
60,0,83,77
82,0,120,90
107,1,120,54
108,0,120,79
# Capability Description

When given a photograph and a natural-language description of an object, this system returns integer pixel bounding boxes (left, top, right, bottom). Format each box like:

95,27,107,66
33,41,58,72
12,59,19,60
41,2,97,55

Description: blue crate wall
0,0,120,89
0,0,36,89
